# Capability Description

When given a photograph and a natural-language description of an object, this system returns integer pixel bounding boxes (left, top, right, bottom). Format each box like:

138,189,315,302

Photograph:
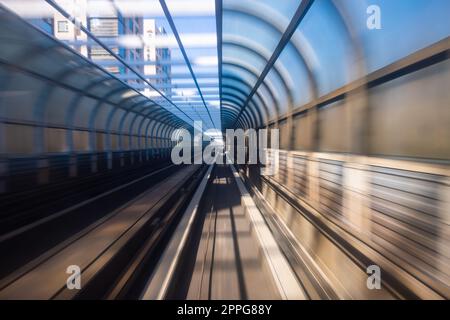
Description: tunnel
0,0,449,302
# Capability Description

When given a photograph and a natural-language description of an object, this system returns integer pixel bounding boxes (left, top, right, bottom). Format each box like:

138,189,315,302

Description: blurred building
52,0,89,57
27,1,172,95
52,0,143,75
142,19,172,98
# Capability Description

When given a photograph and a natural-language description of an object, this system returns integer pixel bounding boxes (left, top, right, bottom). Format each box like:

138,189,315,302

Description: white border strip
141,164,214,300
229,163,307,300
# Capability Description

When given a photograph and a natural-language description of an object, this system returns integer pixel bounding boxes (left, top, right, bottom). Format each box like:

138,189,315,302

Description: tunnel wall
240,150,449,299
0,9,187,194
238,54,450,298
0,65,175,194
0,68,174,156
311,59,450,159
277,58,450,160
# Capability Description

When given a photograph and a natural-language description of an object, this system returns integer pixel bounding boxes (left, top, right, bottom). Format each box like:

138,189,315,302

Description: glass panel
221,0,302,126
335,0,450,73
263,68,289,116
0,0,199,128
296,0,357,96
166,0,220,129
274,42,314,108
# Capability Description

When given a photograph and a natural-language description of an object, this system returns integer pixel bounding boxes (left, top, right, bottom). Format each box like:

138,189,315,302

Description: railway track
142,164,306,300
0,162,180,279
0,164,207,299
0,159,171,235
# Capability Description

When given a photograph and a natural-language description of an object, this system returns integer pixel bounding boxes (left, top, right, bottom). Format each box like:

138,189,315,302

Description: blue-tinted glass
335,0,450,72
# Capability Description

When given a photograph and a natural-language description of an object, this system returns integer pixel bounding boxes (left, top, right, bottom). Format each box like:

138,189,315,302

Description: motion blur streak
0,0,448,300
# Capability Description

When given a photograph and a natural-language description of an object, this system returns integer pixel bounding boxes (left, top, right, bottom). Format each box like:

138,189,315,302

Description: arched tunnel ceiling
0,6,194,140
0,0,449,137
218,0,450,131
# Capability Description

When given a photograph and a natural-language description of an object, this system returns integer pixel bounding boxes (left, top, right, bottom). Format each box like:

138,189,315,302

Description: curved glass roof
0,0,221,132
0,5,190,132
1,0,449,132
219,0,450,129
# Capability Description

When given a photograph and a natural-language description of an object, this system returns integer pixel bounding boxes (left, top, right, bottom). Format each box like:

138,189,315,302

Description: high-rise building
52,0,88,57
87,13,143,75
47,0,142,76
142,19,172,98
